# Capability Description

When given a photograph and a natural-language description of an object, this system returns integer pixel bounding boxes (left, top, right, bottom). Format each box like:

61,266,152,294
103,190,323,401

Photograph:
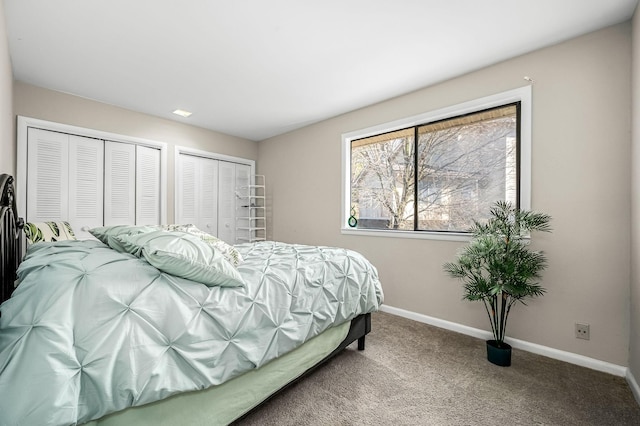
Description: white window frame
16,116,168,224
341,86,532,241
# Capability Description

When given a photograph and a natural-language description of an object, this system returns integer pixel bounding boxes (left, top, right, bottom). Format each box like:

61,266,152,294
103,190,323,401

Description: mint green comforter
0,240,383,425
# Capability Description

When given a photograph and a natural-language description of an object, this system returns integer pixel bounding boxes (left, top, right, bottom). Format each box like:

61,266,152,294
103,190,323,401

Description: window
342,87,531,240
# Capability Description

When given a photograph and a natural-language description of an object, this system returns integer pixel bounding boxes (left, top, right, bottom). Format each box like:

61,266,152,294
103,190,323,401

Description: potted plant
443,201,551,366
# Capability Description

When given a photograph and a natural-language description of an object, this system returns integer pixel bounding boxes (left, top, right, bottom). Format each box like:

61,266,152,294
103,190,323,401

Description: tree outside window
350,103,519,233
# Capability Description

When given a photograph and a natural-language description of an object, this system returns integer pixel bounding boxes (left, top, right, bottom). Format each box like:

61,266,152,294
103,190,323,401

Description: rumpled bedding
0,240,383,426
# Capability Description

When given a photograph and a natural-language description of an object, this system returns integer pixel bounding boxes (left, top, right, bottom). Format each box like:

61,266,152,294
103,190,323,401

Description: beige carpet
238,311,640,425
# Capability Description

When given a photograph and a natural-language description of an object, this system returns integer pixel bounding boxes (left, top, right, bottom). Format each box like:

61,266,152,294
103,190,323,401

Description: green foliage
443,201,551,346
24,222,44,243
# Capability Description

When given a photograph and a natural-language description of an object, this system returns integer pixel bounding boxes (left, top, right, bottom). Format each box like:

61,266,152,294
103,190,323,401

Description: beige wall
13,81,259,223
630,7,640,382
0,1,13,176
259,23,633,366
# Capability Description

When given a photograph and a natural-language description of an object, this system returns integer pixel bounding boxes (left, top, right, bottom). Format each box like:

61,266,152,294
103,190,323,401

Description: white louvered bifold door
104,141,135,226
198,157,218,236
235,164,251,212
234,164,252,243
217,161,237,244
176,154,200,226
68,135,104,239
176,154,219,235
136,146,161,225
26,128,70,223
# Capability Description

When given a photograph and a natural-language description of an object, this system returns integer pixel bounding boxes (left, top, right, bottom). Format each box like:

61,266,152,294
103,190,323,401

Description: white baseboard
379,305,628,377
628,369,640,406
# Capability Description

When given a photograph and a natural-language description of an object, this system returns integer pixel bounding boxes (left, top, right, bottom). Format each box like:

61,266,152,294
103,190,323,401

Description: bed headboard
0,174,24,305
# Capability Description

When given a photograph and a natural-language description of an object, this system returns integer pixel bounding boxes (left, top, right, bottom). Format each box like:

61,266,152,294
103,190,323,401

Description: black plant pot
486,340,512,367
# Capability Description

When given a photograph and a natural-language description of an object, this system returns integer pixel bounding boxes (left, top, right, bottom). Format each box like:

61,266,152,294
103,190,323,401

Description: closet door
68,135,104,239
235,163,251,211
218,162,250,244
198,158,218,235
176,154,219,234
175,152,254,243
136,146,161,225
24,123,165,236
233,164,252,243
176,154,200,226
217,161,237,244
104,141,136,226
234,162,251,225
26,128,69,223
26,129,104,239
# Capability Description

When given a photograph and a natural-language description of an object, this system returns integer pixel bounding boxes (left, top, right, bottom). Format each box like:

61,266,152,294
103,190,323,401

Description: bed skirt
83,320,352,425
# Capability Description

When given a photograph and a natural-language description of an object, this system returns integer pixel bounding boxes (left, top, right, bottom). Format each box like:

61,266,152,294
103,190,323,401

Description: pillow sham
24,221,77,244
113,230,245,288
89,225,159,252
158,224,243,266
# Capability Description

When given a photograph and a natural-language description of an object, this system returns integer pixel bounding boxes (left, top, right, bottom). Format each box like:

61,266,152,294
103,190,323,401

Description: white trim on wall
379,304,629,378
16,115,168,224
174,145,256,169
628,369,640,406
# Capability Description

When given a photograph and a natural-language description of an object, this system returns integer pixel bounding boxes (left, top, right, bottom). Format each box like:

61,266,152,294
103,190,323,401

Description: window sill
340,228,472,242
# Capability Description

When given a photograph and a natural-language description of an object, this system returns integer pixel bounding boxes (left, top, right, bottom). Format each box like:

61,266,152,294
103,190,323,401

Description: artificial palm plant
443,201,551,364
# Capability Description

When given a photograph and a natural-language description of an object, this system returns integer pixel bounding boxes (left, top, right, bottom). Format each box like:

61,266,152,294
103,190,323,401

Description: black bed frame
0,174,23,307
0,173,372,421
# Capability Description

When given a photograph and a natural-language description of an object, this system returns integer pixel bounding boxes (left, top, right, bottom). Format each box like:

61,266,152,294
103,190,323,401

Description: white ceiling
3,0,638,141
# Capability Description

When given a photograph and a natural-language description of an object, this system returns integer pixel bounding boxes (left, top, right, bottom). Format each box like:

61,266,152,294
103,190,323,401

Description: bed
0,174,384,425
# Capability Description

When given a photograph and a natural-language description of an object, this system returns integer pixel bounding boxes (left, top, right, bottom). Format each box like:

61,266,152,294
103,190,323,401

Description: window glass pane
417,104,518,232
350,128,415,230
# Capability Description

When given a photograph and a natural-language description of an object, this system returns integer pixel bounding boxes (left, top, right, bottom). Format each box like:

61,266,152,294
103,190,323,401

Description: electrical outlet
576,323,590,340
